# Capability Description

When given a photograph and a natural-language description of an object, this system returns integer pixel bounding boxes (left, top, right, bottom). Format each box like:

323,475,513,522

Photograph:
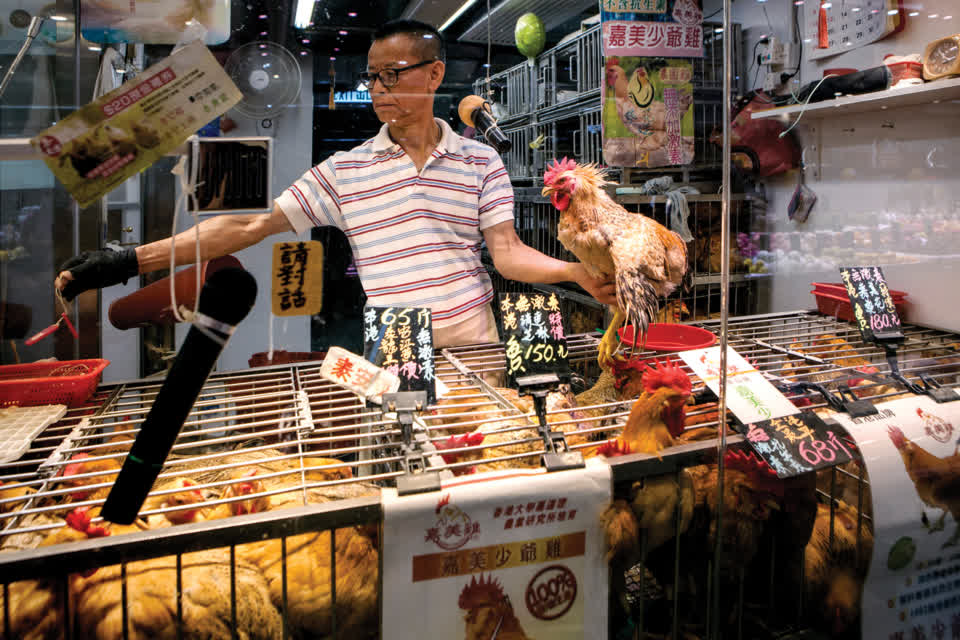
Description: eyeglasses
359,59,438,90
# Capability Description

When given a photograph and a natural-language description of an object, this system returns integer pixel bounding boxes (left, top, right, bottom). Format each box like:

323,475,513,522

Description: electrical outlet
763,72,780,93
760,37,787,67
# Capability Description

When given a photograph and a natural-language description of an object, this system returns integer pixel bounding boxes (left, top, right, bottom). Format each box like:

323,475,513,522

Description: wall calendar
803,0,905,60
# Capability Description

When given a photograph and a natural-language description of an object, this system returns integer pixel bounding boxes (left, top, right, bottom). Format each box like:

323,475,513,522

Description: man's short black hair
372,20,446,63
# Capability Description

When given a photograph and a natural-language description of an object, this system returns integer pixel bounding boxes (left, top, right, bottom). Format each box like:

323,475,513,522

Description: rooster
803,500,874,638
458,574,532,640
541,158,688,366
596,361,695,617
887,425,960,546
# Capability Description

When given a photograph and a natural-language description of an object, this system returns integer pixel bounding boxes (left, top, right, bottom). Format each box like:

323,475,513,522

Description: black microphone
101,267,258,524
459,95,512,154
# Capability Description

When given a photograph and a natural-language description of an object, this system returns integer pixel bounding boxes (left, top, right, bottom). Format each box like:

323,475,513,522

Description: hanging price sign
271,241,324,316
839,266,903,343
744,412,853,478
498,292,570,385
363,306,436,403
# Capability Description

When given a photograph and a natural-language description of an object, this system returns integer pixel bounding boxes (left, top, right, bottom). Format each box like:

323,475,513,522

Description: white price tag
319,346,400,405
678,346,800,424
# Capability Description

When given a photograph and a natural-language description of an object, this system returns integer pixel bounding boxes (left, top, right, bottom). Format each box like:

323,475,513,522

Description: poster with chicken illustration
830,395,960,640
31,41,241,208
602,57,695,168
81,0,232,44
381,461,610,639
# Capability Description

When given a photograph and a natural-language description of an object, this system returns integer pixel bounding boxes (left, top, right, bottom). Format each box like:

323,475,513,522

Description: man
56,20,615,347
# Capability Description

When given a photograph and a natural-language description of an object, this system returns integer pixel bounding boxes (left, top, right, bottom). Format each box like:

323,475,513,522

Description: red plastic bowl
618,323,717,351
811,282,908,322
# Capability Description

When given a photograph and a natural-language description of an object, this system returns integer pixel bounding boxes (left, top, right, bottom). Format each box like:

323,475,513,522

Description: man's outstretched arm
55,205,293,301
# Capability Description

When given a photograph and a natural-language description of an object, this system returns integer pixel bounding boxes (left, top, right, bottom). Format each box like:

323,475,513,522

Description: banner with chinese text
382,462,611,639
601,0,704,58
829,396,960,640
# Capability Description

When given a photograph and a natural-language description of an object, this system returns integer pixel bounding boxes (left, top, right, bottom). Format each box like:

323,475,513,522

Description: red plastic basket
811,282,908,322
618,323,717,351
0,359,110,408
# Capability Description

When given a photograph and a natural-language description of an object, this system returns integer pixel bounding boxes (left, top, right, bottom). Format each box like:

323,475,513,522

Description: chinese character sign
499,293,570,383
382,460,611,639
828,396,960,640
601,57,695,168
601,0,704,57
364,306,436,403
31,42,241,208
271,241,324,316
839,266,903,343
318,346,401,404
745,413,854,478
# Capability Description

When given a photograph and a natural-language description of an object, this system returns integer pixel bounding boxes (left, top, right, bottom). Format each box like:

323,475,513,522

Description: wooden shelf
750,77,960,121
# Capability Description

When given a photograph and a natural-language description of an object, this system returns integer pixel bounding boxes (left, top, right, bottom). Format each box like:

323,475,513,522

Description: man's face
366,34,444,126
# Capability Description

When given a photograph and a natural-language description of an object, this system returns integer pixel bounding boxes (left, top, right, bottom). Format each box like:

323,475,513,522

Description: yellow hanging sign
271,240,324,316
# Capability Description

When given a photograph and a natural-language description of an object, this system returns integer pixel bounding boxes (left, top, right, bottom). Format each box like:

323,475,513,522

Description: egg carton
0,404,67,464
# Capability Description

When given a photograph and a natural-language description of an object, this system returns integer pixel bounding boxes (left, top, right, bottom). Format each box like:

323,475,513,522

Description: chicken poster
830,396,960,640
30,41,241,208
602,58,695,168
381,461,610,639
81,0,232,44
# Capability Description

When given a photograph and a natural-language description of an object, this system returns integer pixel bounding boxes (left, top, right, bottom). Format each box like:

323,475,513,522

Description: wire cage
2,311,959,639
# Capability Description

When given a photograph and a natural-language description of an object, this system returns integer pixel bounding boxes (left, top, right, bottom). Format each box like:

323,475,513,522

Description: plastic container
248,351,327,368
811,282,908,322
618,323,717,351
108,255,242,329
0,359,110,407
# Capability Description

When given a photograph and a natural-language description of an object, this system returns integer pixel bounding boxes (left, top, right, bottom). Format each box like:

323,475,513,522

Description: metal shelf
751,77,960,121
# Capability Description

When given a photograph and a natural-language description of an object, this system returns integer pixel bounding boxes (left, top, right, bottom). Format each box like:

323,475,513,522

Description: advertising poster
81,0,232,44
382,462,611,639
600,0,701,168
601,57,695,168
830,395,960,640
31,41,241,208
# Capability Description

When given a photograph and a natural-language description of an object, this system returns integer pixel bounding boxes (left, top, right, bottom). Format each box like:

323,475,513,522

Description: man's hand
55,248,140,301
569,263,617,306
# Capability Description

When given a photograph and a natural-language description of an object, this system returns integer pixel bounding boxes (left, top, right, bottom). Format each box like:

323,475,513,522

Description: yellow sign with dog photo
30,41,241,208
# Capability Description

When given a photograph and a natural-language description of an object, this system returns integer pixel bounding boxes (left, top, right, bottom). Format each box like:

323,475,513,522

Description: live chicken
541,158,688,365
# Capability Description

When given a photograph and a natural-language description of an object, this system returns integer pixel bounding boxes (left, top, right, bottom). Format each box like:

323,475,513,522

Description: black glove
58,248,140,301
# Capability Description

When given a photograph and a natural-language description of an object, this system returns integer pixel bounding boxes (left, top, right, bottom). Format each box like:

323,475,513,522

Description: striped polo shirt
275,118,514,328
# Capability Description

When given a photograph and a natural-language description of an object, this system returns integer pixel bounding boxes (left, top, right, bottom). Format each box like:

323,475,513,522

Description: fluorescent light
887,8,898,14
49,14,66,21
909,11,919,16
293,0,314,29
439,0,478,32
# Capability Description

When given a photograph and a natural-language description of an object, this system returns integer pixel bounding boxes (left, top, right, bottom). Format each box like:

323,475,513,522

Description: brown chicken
57,453,121,503
0,480,35,513
686,450,785,569
597,361,696,618
804,500,874,638
888,425,960,546
541,158,688,365
458,574,532,640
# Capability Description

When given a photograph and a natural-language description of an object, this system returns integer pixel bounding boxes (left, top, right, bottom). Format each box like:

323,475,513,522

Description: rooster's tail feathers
616,270,659,353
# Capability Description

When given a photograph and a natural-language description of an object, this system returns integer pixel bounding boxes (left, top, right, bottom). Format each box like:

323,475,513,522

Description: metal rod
711,0,732,635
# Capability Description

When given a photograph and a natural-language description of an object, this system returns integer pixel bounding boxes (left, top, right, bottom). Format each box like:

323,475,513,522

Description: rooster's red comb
642,359,692,395
458,573,506,609
435,493,451,514
544,157,578,186
596,439,630,458
606,56,620,68
724,449,784,496
611,357,647,390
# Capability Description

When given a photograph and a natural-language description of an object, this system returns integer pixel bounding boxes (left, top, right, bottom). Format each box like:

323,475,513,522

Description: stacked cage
474,23,741,183
3,312,960,638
